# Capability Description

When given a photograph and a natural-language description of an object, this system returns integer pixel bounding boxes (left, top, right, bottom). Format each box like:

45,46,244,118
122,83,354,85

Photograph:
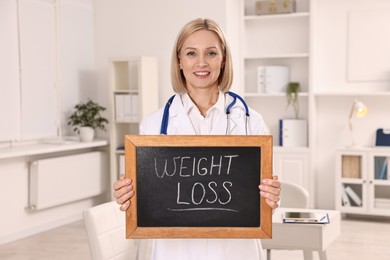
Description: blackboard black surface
136,146,260,227
125,135,273,239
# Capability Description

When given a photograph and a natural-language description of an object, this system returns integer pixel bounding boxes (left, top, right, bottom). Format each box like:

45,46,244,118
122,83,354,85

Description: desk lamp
348,99,368,147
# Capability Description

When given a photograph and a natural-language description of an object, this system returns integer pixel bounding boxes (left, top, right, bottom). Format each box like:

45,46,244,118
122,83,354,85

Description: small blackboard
125,135,272,239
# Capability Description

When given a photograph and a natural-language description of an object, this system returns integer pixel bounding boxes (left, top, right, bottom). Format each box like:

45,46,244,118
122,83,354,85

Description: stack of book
115,94,138,122
342,155,361,178
374,157,389,180
119,154,125,177
342,185,363,207
257,65,290,93
374,198,390,209
279,119,307,147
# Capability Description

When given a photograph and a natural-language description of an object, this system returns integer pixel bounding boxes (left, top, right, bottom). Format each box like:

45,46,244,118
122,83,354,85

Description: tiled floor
1,216,390,260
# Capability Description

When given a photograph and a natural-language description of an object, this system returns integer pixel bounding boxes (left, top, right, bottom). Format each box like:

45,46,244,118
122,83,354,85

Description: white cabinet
336,148,390,216
273,146,312,206
109,57,159,191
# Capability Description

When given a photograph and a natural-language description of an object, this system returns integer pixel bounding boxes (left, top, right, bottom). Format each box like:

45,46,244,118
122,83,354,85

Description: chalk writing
151,154,239,212
154,154,239,178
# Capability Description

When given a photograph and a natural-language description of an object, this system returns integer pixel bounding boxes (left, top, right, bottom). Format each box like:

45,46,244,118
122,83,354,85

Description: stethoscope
160,91,250,135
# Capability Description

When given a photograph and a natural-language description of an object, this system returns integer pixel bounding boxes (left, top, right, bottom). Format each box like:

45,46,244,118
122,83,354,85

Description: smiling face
178,29,225,93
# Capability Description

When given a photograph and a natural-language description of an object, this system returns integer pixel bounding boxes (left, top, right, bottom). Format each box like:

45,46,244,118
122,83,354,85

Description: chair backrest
83,201,139,260
279,182,310,208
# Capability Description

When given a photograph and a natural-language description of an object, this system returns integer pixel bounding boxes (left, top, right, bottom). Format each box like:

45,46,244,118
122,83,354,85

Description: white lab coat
140,91,269,136
137,91,268,260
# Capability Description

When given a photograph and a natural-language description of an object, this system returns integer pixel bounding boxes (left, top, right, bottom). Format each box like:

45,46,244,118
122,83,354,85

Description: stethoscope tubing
160,91,249,135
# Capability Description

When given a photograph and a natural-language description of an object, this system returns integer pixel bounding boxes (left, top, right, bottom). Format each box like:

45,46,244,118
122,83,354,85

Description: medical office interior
1,0,390,259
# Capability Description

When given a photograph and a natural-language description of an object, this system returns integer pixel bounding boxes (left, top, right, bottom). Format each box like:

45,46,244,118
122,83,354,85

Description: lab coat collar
166,93,196,135
167,91,240,135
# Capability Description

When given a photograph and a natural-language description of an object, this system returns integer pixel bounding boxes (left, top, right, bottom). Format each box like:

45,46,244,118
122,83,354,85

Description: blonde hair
171,18,233,93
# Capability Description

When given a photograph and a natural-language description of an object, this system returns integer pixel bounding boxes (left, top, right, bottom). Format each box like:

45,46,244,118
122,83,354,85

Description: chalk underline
167,207,239,213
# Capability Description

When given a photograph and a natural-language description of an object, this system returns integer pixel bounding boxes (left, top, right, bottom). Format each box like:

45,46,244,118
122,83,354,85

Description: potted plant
286,82,300,119
68,99,109,142
280,82,307,147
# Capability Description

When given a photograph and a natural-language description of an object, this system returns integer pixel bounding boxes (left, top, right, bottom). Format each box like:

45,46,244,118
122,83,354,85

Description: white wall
59,0,97,136
313,0,390,209
0,0,97,141
0,0,107,245
93,0,233,111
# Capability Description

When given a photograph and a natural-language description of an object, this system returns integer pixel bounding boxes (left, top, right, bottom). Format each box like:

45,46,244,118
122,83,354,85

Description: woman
114,18,281,260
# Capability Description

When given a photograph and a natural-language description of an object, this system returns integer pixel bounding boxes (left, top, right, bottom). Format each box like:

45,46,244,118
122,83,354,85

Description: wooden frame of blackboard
125,135,273,239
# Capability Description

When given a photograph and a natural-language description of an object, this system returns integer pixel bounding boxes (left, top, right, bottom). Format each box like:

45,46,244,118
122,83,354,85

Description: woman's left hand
259,175,281,209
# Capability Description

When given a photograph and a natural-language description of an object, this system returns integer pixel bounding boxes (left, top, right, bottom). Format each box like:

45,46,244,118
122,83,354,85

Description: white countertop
0,138,109,159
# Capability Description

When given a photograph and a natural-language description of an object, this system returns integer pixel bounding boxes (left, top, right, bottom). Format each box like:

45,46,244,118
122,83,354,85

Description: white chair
265,181,310,260
279,181,310,208
83,201,152,260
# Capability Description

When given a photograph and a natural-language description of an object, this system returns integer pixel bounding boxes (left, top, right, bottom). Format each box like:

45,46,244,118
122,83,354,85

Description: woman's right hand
113,176,135,211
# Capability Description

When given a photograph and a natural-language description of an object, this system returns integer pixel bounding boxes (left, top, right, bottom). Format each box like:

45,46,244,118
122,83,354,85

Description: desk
262,208,341,260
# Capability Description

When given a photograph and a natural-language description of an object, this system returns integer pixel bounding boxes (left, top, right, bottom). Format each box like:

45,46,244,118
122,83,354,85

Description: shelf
109,56,159,197
244,53,309,60
374,198,390,209
273,146,310,153
243,92,309,97
340,178,364,184
244,12,310,20
338,146,390,152
315,92,390,97
0,138,108,160
116,149,124,155
241,0,312,201
373,180,390,185
113,89,138,94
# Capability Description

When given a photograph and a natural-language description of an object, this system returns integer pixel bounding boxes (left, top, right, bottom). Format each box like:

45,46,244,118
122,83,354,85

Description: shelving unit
240,0,311,139
336,148,390,216
239,0,313,203
108,57,159,193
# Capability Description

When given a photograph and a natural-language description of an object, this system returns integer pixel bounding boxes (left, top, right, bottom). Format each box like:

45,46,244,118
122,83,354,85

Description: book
283,211,330,224
342,189,351,207
279,119,307,147
115,93,138,122
119,155,125,177
115,94,125,121
344,186,363,207
130,94,139,121
123,94,132,122
376,157,388,180
375,128,390,146
342,155,361,178
257,65,289,93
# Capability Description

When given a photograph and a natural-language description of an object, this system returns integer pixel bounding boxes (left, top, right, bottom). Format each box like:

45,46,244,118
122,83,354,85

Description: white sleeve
139,107,165,135
248,108,270,135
